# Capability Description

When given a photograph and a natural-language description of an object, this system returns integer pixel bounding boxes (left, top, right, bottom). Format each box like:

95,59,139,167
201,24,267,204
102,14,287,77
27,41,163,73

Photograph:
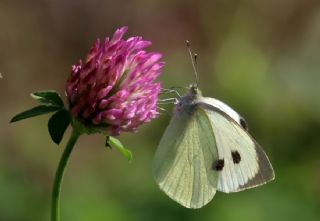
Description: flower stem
51,128,80,221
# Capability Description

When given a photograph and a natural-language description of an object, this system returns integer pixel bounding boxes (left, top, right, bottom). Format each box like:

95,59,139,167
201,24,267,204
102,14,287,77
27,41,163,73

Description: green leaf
10,105,61,123
48,110,71,145
71,117,97,135
106,136,133,162
31,91,64,107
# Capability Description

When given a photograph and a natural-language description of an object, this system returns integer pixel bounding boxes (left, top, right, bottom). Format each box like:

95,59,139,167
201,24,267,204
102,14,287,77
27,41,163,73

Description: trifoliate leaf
31,91,64,107
48,110,71,145
106,136,132,162
10,105,61,123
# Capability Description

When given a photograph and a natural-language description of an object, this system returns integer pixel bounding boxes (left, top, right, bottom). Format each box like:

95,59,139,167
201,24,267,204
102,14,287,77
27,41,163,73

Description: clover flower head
66,27,164,135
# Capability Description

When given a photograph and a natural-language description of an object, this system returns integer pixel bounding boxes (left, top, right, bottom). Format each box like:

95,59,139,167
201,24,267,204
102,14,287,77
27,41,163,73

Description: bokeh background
1,0,320,220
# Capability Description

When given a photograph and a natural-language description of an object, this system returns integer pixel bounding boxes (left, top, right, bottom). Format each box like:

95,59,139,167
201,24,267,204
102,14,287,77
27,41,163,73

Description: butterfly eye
240,117,248,131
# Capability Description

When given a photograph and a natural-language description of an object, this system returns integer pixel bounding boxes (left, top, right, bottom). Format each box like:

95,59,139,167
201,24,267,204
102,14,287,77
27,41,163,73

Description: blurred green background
1,0,320,220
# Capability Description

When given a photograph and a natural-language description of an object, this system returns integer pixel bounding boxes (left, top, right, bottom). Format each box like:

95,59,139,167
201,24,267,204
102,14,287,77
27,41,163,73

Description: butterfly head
189,83,201,96
174,84,202,115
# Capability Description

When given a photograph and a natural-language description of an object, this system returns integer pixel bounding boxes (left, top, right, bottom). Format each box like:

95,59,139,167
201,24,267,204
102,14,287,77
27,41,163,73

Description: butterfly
152,43,274,209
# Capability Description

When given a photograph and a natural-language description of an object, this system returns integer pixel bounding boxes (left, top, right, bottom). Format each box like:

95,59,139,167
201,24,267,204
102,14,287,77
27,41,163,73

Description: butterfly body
153,85,274,208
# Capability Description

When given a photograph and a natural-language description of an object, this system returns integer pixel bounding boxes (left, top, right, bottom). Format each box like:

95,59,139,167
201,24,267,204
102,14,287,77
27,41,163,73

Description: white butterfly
152,84,275,208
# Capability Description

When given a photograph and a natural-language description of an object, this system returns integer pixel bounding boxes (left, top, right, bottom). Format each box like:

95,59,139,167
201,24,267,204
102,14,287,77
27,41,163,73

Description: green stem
51,128,80,221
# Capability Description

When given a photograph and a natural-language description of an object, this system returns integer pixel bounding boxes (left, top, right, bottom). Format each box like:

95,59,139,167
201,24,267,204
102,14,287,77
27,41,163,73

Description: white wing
153,108,219,208
199,97,242,126
198,101,274,193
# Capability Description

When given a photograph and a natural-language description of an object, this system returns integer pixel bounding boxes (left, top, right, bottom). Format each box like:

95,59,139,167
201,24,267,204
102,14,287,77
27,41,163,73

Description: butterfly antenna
186,40,199,87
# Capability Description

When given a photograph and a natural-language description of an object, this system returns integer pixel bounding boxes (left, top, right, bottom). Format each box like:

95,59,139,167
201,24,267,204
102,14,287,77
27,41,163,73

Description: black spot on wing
232,151,241,164
240,117,248,131
213,159,224,171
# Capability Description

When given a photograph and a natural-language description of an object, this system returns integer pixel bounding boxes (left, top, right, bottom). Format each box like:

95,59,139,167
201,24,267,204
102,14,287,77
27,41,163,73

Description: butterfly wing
199,102,275,193
199,97,243,126
153,108,219,208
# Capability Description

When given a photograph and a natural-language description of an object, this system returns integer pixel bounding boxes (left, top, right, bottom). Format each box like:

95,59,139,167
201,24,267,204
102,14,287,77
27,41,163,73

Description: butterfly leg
160,88,182,98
